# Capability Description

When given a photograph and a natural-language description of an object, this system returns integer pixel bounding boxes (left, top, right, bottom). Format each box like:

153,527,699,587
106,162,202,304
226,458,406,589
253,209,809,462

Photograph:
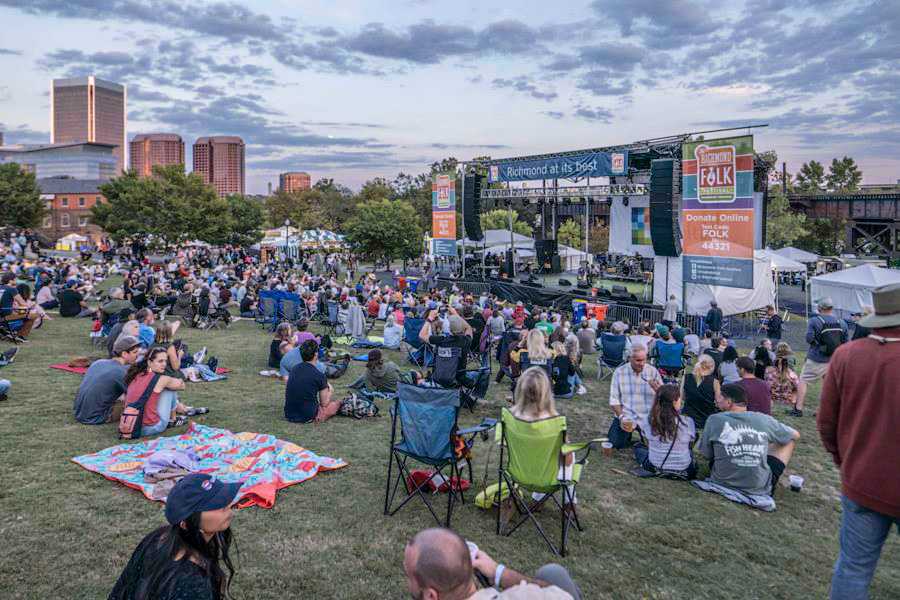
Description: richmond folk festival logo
695,144,737,203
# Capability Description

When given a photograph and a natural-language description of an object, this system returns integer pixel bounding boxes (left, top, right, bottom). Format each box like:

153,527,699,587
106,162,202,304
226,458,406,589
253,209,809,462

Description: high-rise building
279,171,311,193
192,136,245,197
51,76,126,174
130,133,184,177
0,142,117,179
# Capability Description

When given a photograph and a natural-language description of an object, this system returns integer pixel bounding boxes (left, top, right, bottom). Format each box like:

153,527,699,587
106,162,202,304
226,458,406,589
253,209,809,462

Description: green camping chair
496,407,605,556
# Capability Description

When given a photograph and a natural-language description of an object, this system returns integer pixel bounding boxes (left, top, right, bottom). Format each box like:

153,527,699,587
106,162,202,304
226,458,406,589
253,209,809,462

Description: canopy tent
558,244,591,272
55,233,90,252
461,229,534,248
462,230,590,272
810,264,900,316
773,246,819,264
756,249,806,273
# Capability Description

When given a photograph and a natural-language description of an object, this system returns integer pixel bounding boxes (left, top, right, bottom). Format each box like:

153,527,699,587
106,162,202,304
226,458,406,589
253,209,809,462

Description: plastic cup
465,541,479,561
789,475,804,492
620,418,635,433
601,441,614,457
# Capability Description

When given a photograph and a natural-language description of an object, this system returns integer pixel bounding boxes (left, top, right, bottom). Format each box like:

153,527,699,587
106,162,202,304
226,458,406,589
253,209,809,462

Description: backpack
118,374,161,440
338,392,379,419
815,317,845,356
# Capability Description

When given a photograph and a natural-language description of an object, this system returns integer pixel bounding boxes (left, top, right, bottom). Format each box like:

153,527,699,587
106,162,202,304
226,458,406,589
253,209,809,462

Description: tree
93,165,227,248
357,177,395,203
221,194,265,246
480,209,533,237
310,178,356,231
826,156,863,192
588,221,609,254
265,190,309,228
557,218,583,249
0,163,46,228
766,193,808,248
798,217,846,256
795,160,826,192
344,199,423,263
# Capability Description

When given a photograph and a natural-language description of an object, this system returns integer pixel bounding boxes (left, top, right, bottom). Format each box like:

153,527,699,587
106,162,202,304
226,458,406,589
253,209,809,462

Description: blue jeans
141,390,178,437
0,379,9,396
607,417,633,449
830,495,900,599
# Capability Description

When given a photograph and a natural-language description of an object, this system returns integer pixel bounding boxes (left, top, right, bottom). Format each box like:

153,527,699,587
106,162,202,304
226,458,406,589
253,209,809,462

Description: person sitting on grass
608,344,662,448
101,286,134,320
268,322,294,369
135,308,157,348
109,473,239,600
0,271,38,339
765,343,804,411
74,335,141,425
682,354,719,430
696,383,799,506
284,339,340,423
124,346,202,436
403,527,580,599
633,384,698,479
382,313,403,349
57,280,97,318
719,345,740,384
550,341,576,399
735,356,772,415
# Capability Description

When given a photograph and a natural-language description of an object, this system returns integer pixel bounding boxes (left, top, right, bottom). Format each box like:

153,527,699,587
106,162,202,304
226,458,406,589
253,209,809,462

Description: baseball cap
817,297,834,310
112,335,141,355
164,474,241,526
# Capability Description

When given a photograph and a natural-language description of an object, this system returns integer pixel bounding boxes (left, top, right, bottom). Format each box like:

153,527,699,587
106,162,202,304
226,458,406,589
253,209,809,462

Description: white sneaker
577,385,587,396
193,347,207,364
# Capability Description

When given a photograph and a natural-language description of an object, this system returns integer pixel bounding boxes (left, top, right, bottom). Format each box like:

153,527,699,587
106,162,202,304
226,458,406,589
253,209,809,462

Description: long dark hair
753,343,772,378
125,346,167,386
649,384,682,442
118,514,235,599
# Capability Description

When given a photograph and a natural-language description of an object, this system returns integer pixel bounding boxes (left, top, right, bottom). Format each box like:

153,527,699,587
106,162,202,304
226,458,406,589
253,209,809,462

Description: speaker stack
649,158,682,257
463,171,485,242
534,239,560,273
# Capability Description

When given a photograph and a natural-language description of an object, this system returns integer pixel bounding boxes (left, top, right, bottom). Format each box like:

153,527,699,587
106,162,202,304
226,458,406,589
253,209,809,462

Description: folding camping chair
255,293,278,331
430,345,490,411
322,300,345,336
496,407,605,556
384,384,495,526
652,341,687,382
279,294,307,325
403,317,432,368
0,316,26,344
597,332,626,381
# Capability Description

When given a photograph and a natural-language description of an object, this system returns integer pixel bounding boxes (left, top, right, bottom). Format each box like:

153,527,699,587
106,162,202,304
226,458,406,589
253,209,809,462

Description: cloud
300,121,386,129
0,48,22,56
492,76,557,101
542,111,565,120
428,143,511,150
592,0,721,49
576,70,632,96
0,123,50,144
573,107,613,123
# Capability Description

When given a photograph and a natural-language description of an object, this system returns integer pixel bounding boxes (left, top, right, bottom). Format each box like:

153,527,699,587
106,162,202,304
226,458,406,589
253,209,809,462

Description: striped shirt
609,362,662,422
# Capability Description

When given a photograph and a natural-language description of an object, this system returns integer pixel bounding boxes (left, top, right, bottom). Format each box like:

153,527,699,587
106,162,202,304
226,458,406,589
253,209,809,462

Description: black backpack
816,317,845,356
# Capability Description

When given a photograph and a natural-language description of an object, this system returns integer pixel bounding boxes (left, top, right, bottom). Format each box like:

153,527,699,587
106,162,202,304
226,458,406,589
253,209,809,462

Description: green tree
221,194,265,246
766,193,808,248
588,221,609,254
0,163,46,228
357,177,395,203
311,178,356,231
826,156,863,192
795,160,826,192
557,218,583,249
480,209,533,237
344,199,423,263
265,190,309,228
798,217,846,256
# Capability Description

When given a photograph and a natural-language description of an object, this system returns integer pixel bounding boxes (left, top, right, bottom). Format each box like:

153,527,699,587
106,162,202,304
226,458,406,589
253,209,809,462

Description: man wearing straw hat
819,283,900,599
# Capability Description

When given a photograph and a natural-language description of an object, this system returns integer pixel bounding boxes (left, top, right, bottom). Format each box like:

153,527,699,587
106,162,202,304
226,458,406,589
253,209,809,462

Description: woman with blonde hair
765,342,804,410
525,328,553,360
681,353,719,429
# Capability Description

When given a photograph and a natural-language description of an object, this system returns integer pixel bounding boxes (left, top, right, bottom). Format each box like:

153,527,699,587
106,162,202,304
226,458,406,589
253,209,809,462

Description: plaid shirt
609,362,662,422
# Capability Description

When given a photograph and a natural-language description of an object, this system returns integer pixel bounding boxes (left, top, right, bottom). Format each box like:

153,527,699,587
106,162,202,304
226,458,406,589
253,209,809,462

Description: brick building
279,171,311,193
36,177,107,242
130,133,184,176
193,136,245,197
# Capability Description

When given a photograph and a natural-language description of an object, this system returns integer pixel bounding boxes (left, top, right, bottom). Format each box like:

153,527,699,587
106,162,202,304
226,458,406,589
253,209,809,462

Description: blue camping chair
384,384,495,526
597,333,626,381
403,317,433,367
322,300,345,336
653,341,687,381
255,291,279,330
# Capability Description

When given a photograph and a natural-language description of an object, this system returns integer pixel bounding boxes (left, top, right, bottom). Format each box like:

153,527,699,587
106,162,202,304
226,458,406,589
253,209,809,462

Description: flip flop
185,407,210,416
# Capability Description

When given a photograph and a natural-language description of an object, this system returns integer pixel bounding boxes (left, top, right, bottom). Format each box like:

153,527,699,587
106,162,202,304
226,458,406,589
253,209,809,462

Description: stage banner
432,172,457,256
488,151,628,183
681,135,755,288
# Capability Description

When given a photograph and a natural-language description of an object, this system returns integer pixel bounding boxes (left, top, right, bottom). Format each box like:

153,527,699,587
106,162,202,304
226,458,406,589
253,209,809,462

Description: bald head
404,528,472,600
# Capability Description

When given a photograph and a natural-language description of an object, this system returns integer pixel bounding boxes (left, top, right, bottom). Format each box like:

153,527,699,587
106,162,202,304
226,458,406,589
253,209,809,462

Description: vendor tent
810,264,900,316
756,250,806,272
773,246,818,264
462,229,534,249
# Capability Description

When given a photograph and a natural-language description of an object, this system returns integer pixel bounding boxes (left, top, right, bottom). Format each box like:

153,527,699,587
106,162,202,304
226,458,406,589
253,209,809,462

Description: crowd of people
0,227,896,599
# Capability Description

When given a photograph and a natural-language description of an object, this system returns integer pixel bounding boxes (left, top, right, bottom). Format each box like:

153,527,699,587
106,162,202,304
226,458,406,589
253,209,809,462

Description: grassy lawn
1,286,897,599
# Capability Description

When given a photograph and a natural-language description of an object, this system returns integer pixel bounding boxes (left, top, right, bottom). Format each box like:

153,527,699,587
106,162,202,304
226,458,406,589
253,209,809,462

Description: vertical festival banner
432,172,457,256
682,135,755,288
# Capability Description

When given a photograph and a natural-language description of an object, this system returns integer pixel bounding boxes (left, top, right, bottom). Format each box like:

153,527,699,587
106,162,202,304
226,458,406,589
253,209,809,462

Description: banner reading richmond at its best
681,135,755,289
431,172,457,256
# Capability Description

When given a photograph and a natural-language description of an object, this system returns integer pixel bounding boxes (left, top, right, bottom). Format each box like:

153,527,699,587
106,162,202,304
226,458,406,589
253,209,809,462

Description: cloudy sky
0,0,897,193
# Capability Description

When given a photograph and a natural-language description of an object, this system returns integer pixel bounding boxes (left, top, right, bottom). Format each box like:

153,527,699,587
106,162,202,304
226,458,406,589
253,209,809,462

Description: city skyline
0,1,897,194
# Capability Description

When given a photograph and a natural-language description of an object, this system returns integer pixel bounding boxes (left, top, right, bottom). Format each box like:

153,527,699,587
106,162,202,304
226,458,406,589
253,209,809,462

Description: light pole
284,218,290,261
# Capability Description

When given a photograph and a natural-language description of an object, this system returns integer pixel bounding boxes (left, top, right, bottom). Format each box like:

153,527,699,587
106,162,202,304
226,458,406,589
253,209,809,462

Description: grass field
1,286,898,599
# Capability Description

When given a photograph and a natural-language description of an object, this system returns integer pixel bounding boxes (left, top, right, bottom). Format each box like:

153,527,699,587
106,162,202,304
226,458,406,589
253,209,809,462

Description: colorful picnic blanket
72,423,347,508
51,363,230,376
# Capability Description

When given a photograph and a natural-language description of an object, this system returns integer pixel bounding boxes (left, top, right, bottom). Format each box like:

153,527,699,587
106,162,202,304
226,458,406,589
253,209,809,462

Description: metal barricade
606,303,642,327
641,307,665,325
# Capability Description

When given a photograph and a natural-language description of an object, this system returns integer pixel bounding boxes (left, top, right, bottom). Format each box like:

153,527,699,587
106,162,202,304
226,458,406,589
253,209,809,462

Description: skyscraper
192,136,245,197
51,76,126,174
130,133,184,177
279,171,311,193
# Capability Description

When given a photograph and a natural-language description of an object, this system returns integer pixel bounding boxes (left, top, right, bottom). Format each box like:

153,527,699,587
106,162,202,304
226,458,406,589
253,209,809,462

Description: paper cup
789,475,804,492
601,441,614,457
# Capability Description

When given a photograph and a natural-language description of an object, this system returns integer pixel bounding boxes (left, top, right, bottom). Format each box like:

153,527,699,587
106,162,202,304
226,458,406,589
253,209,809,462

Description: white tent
558,244,590,271
462,229,534,248
756,249,806,272
773,246,819,264
810,264,900,316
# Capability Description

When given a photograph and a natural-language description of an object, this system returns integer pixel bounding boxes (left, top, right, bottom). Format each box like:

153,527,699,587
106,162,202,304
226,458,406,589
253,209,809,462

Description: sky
0,0,897,194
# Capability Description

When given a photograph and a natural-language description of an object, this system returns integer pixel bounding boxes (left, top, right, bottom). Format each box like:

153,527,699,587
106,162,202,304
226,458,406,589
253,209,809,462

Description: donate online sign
432,173,457,256
682,135,755,289
488,151,628,183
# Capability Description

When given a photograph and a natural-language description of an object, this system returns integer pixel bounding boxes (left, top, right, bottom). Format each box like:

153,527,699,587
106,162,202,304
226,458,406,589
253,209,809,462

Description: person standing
819,284,900,599
765,305,783,344
705,300,723,336
662,294,679,329
795,298,847,417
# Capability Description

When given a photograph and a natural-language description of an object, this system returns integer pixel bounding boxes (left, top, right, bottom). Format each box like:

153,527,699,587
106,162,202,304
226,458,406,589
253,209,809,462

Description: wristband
494,564,505,589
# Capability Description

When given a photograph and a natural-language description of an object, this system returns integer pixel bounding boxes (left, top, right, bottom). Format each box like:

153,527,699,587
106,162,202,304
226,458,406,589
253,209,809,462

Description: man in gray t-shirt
74,336,141,424
699,383,800,496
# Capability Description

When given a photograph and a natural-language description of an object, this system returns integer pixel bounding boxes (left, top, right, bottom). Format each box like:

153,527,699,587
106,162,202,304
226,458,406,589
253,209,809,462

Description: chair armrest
563,438,607,462
457,417,498,436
